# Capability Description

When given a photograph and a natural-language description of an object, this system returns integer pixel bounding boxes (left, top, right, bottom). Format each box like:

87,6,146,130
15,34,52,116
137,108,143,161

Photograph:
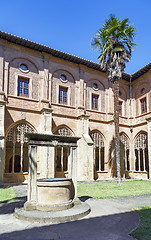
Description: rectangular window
141,97,147,113
119,101,122,115
59,87,67,104
92,94,98,110
18,77,29,97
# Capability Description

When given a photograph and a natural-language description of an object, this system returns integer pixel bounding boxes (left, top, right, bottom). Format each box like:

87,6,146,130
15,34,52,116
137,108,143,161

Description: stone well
36,178,74,211
15,133,91,223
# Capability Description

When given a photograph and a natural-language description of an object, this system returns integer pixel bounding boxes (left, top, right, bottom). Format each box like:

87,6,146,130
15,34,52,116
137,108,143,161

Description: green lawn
77,180,151,199
78,180,151,239
0,187,16,203
130,205,151,240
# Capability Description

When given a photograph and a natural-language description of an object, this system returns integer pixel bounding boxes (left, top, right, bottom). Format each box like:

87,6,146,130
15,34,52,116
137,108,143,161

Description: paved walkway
0,184,151,240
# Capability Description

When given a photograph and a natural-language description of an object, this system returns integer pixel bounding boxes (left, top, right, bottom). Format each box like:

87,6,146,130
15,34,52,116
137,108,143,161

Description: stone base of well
15,202,91,223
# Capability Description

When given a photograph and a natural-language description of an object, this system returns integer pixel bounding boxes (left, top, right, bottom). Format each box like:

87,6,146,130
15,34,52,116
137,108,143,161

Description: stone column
43,61,49,101
0,101,5,183
77,115,94,181
80,114,89,135
42,108,53,134
79,67,85,109
71,147,77,198
48,71,53,105
40,145,55,178
68,148,72,178
146,117,151,179
0,136,4,183
128,127,135,179
4,62,9,96
27,145,37,203
40,108,54,178
0,45,4,92
67,146,78,199
47,146,55,178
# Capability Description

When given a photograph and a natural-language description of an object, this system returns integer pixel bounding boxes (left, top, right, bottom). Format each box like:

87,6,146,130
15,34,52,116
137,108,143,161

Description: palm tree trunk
113,78,122,185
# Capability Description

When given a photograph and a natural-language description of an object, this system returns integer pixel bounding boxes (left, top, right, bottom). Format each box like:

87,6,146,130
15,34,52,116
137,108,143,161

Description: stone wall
0,38,151,182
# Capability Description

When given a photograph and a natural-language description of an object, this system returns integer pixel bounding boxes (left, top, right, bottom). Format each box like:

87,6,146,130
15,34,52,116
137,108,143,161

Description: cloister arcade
5,122,35,174
3,121,150,182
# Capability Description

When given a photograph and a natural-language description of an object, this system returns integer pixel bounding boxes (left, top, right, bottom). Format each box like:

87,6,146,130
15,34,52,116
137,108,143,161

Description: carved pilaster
0,101,5,183
77,114,94,180
41,108,53,134
146,117,151,178
79,114,90,136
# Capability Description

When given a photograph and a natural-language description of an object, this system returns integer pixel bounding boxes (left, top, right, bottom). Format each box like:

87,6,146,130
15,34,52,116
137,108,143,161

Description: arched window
90,131,105,171
54,127,73,136
134,132,149,172
120,133,130,171
5,122,34,173
54,127,73,173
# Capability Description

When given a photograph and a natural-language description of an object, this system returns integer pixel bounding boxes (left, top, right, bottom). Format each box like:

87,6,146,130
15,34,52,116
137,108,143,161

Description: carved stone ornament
55,127,73,136
90,131,104,148
134,133,148,150
6,122,34,144
52,140,58,147
120,134,129,151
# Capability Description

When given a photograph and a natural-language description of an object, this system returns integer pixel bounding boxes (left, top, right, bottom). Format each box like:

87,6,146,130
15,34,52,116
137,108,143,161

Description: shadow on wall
108,137,125,178
5,109,14,131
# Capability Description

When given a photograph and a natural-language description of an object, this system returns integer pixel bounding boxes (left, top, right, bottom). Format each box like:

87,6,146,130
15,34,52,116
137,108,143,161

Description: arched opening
134,132,149,172
5,122,35,176
90,131,105,178
120,133,130,171
54,126,73,177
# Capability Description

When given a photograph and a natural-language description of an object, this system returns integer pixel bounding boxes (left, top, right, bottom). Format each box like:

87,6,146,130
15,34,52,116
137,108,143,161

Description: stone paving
0,184,151,240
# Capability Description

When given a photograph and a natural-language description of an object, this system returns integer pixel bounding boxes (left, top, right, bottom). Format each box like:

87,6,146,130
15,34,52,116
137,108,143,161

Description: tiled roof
131,63,151,80
0,31,105,71
0,30,149,81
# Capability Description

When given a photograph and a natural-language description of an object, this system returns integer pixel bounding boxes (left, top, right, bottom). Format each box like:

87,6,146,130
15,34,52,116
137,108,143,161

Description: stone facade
0,31,151,183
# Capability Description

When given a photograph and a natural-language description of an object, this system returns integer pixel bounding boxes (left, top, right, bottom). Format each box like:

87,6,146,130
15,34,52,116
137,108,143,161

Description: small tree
92,15,136,184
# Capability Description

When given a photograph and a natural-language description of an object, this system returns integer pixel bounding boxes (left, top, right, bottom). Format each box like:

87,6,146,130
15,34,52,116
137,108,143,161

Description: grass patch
130,205,151,240
77,180,151,199
0,187,16,203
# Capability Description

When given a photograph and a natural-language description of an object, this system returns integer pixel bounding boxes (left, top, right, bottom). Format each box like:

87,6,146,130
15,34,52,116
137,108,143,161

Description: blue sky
0,0,151,74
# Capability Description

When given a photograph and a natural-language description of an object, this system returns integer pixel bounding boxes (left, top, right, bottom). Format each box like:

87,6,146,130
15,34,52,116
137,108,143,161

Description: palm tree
91,15,136,184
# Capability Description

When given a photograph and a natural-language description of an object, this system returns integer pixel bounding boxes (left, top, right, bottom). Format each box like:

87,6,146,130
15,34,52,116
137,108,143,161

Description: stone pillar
0,101,5,183
27,145,37,203
128,127,135,179
77,115,94,181
40,108,53,178
42,108,53,134
68,146,78,199
0,137,4,183
47,146,55,178
68,148,72,178
71,147,77,198
48,71,53,105
43,61,49,101
80,114,89,135
0,46,4,92
146,117,151,179
40,146,55,179
79,67,85,109
4,62,9,96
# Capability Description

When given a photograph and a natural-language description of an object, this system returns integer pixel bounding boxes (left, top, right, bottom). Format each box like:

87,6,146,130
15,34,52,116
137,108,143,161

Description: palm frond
91,14,136,66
